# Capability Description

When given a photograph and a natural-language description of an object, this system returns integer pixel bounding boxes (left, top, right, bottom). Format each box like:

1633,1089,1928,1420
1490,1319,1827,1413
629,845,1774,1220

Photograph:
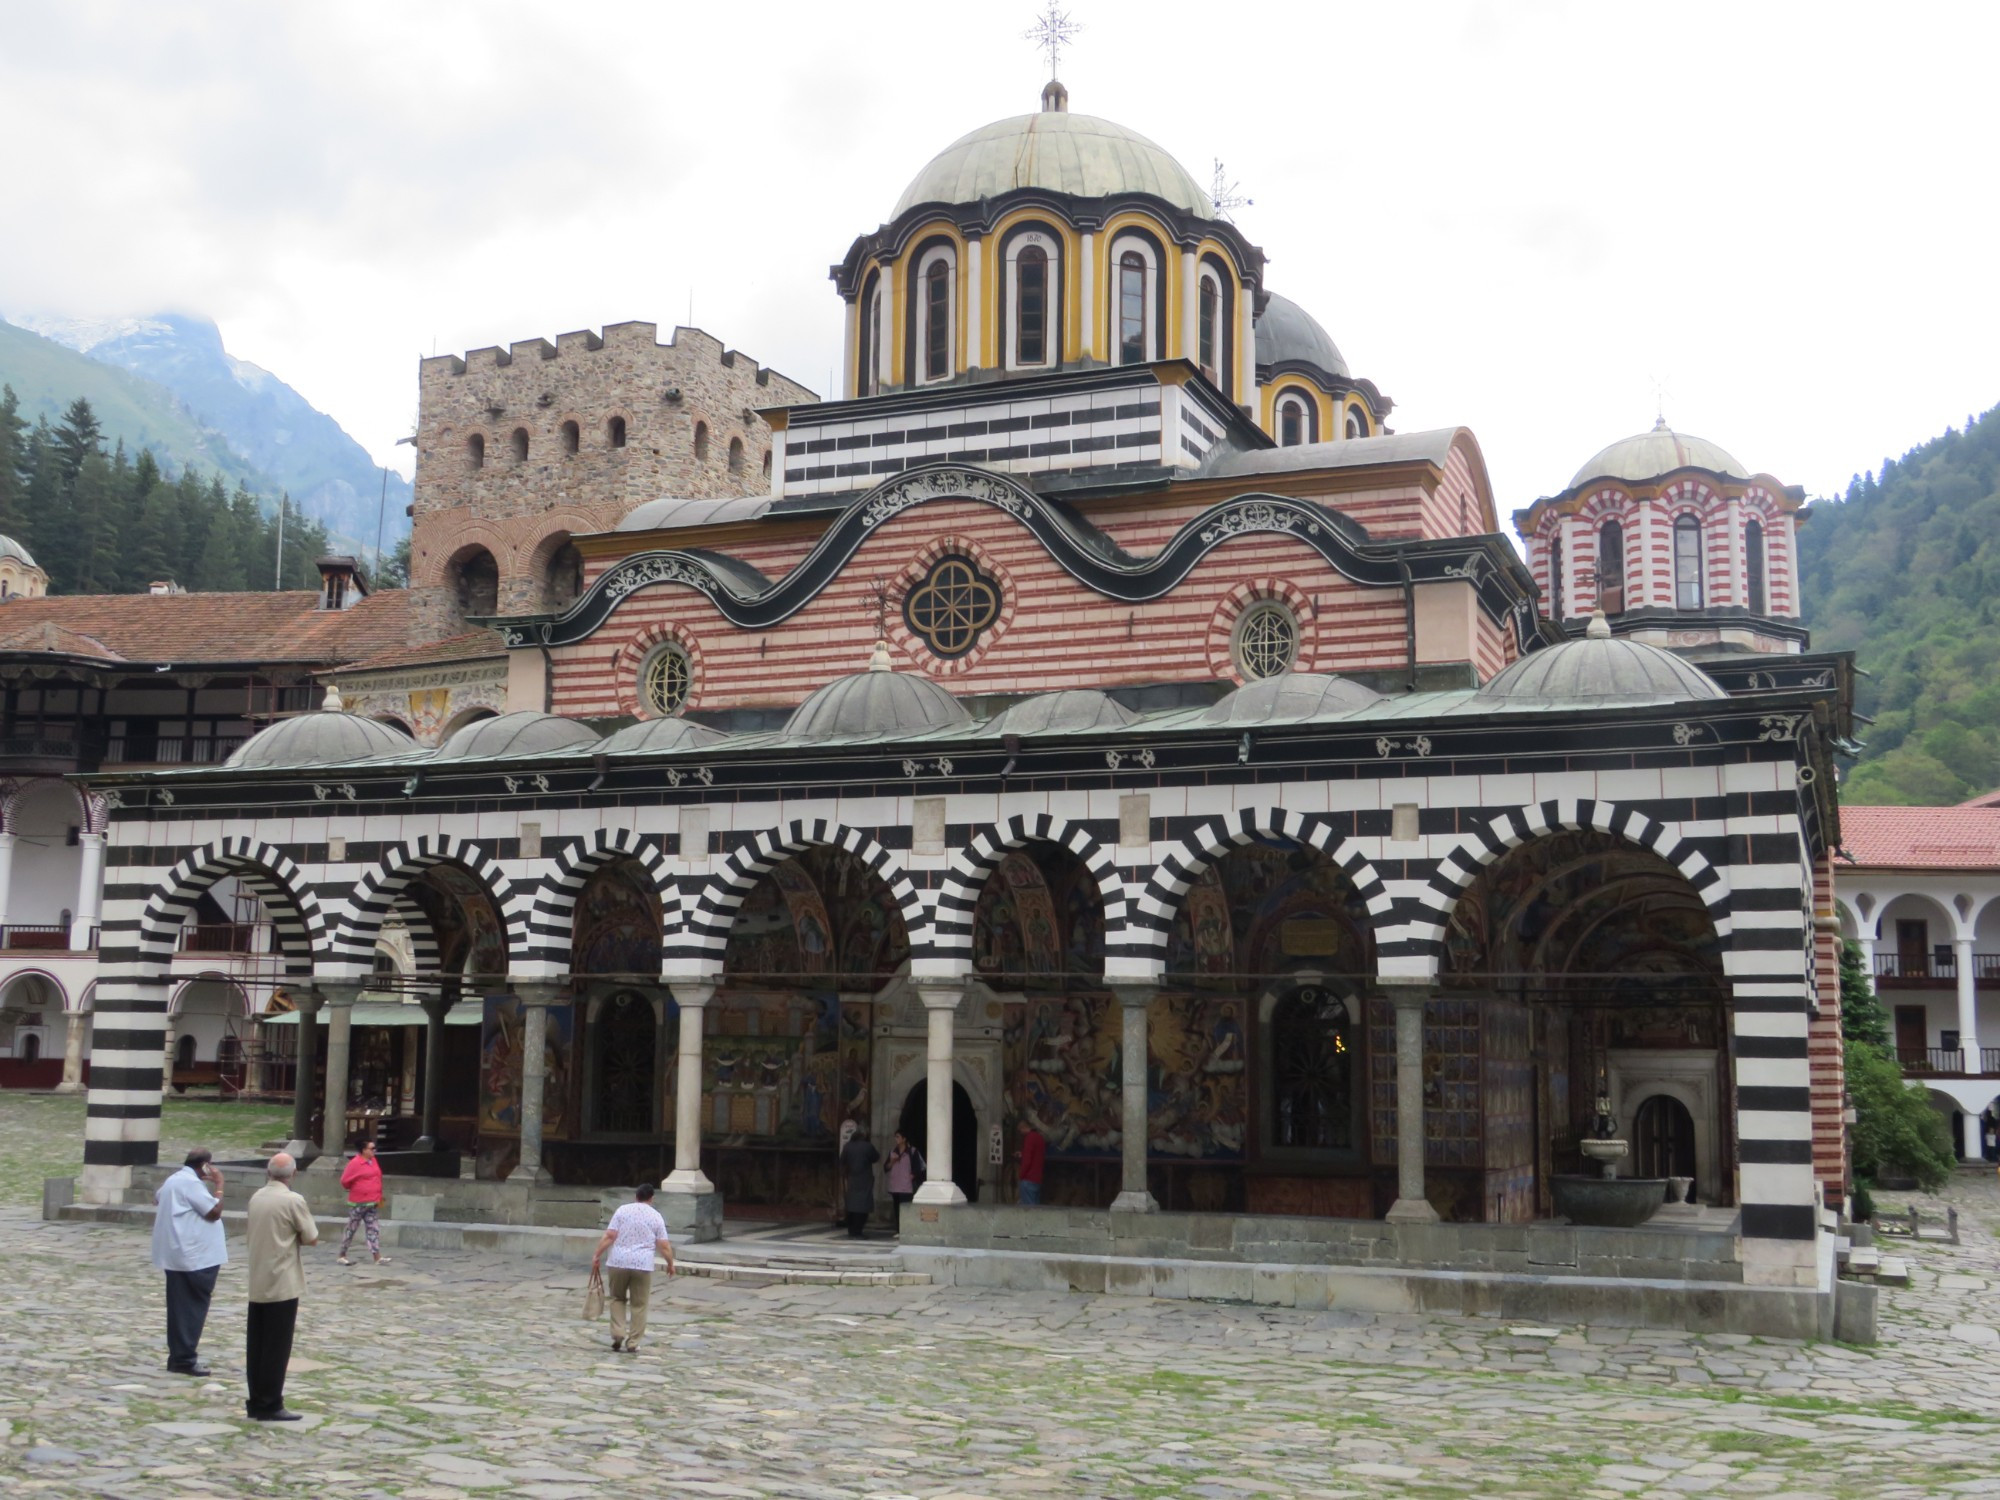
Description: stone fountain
1550,1087,1667,1228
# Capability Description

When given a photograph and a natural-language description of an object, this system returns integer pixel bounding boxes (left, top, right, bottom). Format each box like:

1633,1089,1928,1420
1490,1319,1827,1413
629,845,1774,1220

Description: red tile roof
0,589,420,666
1841,805,2000,870
335,630,505,674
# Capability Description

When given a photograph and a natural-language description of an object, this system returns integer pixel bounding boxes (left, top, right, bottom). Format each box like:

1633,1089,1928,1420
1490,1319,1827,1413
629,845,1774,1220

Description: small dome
599,717,730,755
617,495,770,531
1202,673,1383,726
783,645,972,741
1480,614,1727,702
1570,419,1748,491
894,109,1211,219
0,533,37,568
432,711,600,761
1255,293,1349,380
987,690,1137,736
226,712,414,770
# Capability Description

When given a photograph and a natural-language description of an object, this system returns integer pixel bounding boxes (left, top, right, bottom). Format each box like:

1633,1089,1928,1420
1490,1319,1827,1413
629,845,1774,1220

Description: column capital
314,982,364,1010
1380,980,1433,1009
1109,983,1157,1010
288,986,323,1016
668,981,717,1011
916,982,964,1013
511,980,570,1009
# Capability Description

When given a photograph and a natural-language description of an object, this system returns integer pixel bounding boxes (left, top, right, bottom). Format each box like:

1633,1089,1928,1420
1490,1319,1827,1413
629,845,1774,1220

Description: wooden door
1897,919,1929,977
1894,1005,1927,1066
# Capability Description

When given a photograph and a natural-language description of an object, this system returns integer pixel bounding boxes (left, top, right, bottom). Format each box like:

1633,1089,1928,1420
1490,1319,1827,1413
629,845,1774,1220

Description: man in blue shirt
150,1148,227,1376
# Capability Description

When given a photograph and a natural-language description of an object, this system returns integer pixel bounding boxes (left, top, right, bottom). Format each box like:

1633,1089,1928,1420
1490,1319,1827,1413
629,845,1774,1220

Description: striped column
79,969,172,1203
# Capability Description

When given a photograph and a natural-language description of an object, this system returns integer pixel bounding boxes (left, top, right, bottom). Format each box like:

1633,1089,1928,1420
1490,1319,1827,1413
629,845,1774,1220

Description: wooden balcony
1874,953,2000,987
1897,1046,2000,1078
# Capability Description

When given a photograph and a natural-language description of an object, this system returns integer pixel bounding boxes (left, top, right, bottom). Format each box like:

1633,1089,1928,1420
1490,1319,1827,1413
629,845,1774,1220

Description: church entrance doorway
898,1079,979,1203
1632,1093,1697,1191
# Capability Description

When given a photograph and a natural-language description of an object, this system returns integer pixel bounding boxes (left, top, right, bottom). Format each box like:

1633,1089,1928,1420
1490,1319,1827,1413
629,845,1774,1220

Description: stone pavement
4,1124,2000,1497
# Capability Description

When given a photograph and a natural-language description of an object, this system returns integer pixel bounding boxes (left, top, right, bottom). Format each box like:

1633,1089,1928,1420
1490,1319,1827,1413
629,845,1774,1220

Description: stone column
70,832,106,949
285,988,322,1163
413,990,453,1149
1956,936,1981,1074
0,829,15,932
159,1015,178,1096
1384,985,1439,1223
660,982,722,1240
514,983,561,1186
319,984,362,1158
1110,985,1159,1212
965,237,984,371
914,984,966,1206
55,1007,87,1093
1856,933,1878,993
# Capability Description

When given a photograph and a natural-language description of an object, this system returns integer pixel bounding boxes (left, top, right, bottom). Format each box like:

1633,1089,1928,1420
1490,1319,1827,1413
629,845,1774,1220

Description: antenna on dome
1648,372,1671,430
1209,159,1253,220
1026,3,1081,94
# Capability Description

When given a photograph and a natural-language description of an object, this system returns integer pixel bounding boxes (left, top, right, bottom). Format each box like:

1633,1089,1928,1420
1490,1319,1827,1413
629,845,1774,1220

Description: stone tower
409,322,815,633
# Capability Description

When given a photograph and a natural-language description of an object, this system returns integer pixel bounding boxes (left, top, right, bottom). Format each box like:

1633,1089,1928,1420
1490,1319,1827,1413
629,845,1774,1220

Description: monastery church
0,72,1867,1334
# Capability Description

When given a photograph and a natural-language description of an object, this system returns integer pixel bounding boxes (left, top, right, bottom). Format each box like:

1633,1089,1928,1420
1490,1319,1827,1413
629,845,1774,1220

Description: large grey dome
0,533,38,568
600,717,730,755
1481,614,1727,702
432,711,600,761
1202,673,1382,726
226,712,414,770
1570,419,1748,491
894,109,1211,219
1255,293,1349,379
783,650,971,741
987,690,1137,736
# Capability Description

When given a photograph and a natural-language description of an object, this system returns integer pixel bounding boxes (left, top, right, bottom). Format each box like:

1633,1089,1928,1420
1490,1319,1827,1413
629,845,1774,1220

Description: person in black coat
840,1125,880,1238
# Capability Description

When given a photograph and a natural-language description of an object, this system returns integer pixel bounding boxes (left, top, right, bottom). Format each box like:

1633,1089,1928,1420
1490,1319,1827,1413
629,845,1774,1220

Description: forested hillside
0,386,332,595
1798,404,2000,804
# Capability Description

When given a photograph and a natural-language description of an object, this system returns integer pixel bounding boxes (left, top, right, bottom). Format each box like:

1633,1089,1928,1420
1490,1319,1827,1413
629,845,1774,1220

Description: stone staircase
1836,1237,1911,1288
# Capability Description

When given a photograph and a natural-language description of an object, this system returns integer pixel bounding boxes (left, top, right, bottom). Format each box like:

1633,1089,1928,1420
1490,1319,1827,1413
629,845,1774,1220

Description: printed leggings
340,1202,381,1258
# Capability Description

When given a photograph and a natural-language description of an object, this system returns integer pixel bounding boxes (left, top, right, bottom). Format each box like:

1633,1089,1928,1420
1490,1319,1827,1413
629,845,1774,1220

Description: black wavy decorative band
500,462,1537,649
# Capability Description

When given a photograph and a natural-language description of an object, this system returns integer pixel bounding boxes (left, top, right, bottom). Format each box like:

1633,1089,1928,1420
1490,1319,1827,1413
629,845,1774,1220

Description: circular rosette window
902,553,1001,659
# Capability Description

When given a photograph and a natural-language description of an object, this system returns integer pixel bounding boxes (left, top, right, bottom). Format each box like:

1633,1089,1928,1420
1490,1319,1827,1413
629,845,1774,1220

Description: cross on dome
1025,3,1082,82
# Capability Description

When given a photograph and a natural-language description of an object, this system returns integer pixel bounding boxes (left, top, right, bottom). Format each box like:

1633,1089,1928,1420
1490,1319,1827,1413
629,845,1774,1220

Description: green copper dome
894,108,1212,219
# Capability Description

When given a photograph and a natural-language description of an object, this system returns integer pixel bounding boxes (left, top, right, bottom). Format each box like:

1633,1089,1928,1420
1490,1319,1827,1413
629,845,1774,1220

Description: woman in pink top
884,1130,924,1233
336,1137,390,1266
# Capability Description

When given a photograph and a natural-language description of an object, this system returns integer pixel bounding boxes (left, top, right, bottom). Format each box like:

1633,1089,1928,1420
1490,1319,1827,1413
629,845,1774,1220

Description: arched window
1674,515,1705,609
1547,533,1564,620
693,422,710,462
1598,519,1625,614
920,252,954,382
607,415,627,448
1745,518,1767,613
450,546,499,619
727,436,745,475
1198,270,1222,383
1117,250,1147,364
1268,985,1356,1149
640,642,692,716
858,272,881,396
545,540,585,610
1344,406,1367,440
467,433,485,470
1276,392,1312,448
560,420,579,455
21,1033,40,1066
509,427,528,464
1013,244,1051,368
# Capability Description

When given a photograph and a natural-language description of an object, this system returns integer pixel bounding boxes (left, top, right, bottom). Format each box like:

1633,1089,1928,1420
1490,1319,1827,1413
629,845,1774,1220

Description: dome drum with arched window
1514,420,1811,657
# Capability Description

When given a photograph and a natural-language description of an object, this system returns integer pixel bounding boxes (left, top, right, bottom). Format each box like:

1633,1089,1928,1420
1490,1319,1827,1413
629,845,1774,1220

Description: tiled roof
334,630,505,674
1840,805,2000,870
1961,787,2000,809
0,589,419,666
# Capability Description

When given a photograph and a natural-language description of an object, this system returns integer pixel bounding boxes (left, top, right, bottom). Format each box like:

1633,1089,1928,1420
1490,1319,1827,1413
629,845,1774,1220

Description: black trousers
163,1266,219,1370
244,1298,299,1418
889,1191,913,1232
845,1209,868,1238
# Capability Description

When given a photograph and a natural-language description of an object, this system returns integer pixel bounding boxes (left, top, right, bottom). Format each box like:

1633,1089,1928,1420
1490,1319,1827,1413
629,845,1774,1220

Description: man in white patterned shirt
151,1147,227,1376
589,1183,674,1353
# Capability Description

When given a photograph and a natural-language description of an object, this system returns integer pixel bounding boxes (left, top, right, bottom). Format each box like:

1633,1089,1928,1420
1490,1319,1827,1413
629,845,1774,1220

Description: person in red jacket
1015,1122,1046,1206
336,1136,390,1266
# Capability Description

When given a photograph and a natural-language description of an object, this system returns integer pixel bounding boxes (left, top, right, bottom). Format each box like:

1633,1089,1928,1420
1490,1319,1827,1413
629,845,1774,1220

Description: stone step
1845,1246,1881,1275
54,1201,929,1286
1875,1256,1911,1287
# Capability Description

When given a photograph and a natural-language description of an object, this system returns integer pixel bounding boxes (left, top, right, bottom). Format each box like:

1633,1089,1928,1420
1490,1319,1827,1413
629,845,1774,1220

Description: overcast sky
3,1,1995,517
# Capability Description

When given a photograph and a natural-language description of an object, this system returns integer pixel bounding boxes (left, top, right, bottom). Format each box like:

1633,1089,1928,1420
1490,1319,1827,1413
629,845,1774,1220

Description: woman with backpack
884,1129,924,1232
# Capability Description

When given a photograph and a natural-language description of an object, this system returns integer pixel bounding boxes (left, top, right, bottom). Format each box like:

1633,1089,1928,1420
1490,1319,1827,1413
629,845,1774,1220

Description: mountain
1797,403,2000,805
3,312,410,549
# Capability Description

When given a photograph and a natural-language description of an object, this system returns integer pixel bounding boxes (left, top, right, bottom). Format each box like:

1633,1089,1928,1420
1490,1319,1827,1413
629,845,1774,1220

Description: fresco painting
478,992,574,1140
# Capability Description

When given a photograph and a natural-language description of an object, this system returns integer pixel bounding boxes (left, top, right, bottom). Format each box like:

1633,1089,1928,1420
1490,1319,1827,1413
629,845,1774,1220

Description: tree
375,534,411,589
0,384,26,540
1846,1039,1957,1191
52,397,104,482
1839,939,1889,1048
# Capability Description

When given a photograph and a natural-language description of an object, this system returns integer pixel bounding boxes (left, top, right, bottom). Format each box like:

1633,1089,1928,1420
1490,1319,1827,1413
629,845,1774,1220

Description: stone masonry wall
408,323,815,632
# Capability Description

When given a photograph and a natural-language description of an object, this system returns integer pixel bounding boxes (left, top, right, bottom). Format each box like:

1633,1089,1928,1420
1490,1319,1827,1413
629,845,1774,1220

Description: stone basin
1550,1174,1669,1229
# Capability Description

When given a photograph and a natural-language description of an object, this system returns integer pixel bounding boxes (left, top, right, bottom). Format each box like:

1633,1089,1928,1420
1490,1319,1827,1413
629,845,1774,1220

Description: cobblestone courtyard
3,1098,1999,1499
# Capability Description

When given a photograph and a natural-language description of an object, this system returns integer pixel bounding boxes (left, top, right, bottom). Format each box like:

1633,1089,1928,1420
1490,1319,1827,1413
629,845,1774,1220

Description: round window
903,554,1001,658
1233,602,1299,680
639,644,692,717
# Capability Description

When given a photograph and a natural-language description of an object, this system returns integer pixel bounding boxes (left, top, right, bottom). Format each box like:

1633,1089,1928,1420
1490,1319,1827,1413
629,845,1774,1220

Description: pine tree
66,452,116,593
1839,940,1889,1047
0,385,26,540
53,397,104,482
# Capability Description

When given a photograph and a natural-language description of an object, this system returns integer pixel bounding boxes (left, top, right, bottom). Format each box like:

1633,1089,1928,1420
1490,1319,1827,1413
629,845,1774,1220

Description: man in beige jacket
244,1152,319,1421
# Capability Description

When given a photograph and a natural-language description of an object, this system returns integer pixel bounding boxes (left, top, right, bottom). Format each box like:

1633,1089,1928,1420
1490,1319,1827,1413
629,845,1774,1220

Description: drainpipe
585,753,608,793
538,645,554,714
1397,558,1418,692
